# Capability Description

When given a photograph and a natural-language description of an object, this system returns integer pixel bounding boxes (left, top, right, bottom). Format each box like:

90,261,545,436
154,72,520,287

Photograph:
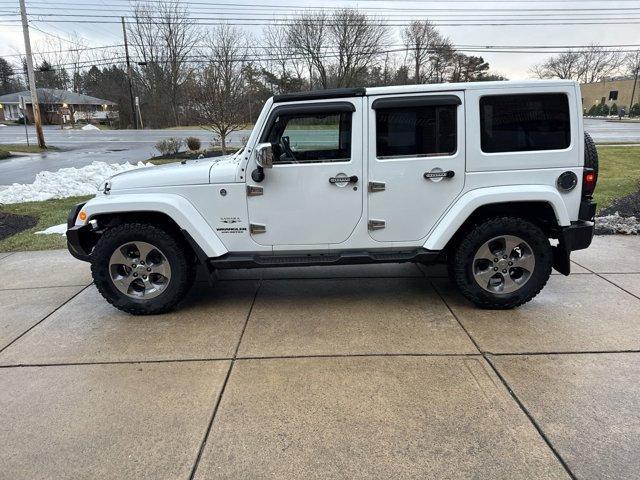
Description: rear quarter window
480,93,570,153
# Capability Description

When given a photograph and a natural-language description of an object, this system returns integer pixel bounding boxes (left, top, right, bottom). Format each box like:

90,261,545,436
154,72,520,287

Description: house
0,88,118,125
580,77,639,113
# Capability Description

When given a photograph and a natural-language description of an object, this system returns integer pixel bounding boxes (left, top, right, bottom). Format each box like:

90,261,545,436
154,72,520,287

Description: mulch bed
596,188,640,235
0,212,37,241
599,189,640,218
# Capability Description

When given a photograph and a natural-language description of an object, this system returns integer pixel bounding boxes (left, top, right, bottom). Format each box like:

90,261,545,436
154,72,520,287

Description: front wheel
91,223,195,315
449,217,552,309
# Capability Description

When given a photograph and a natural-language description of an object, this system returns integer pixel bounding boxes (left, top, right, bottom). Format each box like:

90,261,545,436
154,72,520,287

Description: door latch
368,181,386,192
246,185,263,196
250,223,266,234
368,219,386,230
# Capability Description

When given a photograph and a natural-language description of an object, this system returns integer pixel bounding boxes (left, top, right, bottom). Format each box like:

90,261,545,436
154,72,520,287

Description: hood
108,155,239,191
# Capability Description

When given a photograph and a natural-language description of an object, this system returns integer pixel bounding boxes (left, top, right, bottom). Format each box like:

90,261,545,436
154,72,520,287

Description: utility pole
121,17,138,129
630,51,639,115
19,0,45,149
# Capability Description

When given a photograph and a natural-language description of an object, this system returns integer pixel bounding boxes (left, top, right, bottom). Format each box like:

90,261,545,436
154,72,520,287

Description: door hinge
368,181,386,192
246,185,263,196
250,223,266,234
368,219,386,230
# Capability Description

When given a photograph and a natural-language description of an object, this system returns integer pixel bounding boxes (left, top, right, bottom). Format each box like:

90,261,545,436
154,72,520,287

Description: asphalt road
0,119,638,185
0,125,250,185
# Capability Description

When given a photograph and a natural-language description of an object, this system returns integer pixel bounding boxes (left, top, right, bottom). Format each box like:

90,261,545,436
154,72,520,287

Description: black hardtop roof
272,87,366,103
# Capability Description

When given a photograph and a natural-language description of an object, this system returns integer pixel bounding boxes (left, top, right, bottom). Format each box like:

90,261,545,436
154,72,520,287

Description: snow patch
81,124,100,131
595,213,640,235
35,223,67,236
0,161,153,204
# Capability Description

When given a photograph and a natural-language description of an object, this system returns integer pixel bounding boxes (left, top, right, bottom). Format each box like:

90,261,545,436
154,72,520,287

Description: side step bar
208,248,441,270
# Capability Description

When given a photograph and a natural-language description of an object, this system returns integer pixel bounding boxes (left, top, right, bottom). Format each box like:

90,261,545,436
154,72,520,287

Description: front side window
609,90,618,101
376,105,457,158
480,93,571,153
263,110,352,165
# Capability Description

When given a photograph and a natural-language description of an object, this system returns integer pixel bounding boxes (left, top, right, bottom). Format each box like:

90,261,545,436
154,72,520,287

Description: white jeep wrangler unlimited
67,80,598,315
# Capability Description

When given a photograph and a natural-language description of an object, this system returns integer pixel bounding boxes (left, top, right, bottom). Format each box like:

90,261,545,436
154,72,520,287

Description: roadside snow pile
595,213,640,235
35,223,67,236
0,161,152,204
81,124,100,131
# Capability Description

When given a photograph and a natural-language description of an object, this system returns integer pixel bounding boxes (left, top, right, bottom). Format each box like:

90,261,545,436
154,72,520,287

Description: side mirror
255,142,273,169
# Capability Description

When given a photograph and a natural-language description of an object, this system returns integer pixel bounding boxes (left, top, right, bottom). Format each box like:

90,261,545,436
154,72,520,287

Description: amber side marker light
78,211,87,222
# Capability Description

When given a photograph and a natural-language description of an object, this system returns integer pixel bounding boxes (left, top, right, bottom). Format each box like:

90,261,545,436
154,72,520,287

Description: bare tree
194,24,250,154
530,51,582,80
579,45,623,83
288,12,329,89
129,0,198,126
402,20,440,84
330,9,389,87
532,45,622,83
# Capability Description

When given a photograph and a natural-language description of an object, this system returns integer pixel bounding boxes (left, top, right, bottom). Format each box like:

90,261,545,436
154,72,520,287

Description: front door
367,92,466,242
247,98,363,247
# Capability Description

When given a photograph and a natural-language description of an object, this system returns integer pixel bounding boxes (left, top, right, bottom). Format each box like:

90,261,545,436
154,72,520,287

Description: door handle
423,170,455,180
329,175,358,184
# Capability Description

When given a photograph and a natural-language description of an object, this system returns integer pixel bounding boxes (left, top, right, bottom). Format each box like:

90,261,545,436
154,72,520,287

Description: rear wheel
449,217,552,309
91,223,195,315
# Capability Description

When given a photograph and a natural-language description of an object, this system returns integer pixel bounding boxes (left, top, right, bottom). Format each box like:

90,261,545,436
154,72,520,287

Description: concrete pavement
0,234,639,479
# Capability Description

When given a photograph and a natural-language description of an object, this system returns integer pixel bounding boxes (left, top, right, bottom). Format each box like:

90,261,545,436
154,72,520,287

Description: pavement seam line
0,283,92,356
0,352,484,369
428,278,578,480
187,278,262,480
0,283,91,292
0,252,16,262
571,259,640,301
484,355,578,480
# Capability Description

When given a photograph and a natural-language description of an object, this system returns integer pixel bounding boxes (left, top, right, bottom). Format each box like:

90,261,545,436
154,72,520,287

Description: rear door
247,98,363,247
367,92,465,242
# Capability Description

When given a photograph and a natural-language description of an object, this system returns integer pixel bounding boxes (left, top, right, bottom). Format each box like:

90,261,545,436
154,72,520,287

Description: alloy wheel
108,241,172,299
472,235,535,294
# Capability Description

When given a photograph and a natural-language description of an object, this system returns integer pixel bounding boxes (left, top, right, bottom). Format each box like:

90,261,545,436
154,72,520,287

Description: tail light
582,168,597,197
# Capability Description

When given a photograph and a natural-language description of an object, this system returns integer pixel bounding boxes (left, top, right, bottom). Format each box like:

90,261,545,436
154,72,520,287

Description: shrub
154,137,182,156
630,103,640,118
609,103,618,116
186,136,201,151
587,104,598,116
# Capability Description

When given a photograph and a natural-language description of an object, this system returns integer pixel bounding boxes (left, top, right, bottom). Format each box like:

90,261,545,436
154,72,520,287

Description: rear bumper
552,219,594,276
560,221,594,252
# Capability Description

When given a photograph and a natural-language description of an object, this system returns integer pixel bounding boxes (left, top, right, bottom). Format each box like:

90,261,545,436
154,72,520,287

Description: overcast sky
1,0,638,79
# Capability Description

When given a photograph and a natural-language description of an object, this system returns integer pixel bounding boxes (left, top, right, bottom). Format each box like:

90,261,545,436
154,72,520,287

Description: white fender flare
77,193,228,258
424,185,570,251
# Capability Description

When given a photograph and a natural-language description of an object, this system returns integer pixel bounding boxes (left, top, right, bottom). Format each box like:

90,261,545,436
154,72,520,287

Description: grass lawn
0,196,92,252
593,146,640,210
0,143,59,156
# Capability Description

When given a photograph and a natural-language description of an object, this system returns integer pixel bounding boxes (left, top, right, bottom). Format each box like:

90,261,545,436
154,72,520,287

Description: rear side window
376,105,457,158
480,93,570,153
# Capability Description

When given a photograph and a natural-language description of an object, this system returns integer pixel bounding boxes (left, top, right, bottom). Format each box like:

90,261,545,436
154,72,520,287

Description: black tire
449,217,552,309
584,131,599,173
91,222,195,315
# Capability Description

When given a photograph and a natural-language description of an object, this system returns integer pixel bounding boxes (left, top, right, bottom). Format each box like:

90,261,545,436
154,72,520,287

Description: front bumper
66,202,92,262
